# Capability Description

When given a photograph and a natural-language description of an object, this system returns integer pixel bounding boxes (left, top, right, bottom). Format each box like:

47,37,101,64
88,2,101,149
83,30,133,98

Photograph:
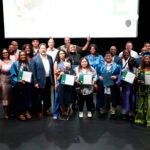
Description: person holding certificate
57,58,75,120
74,57,97,118
121,57,137,120
10,51,32,121
135,52,150,127
22,43,37,115
99,51,121,118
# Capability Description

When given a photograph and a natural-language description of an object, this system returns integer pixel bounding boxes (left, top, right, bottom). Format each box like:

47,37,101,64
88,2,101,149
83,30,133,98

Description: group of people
0,37,150,127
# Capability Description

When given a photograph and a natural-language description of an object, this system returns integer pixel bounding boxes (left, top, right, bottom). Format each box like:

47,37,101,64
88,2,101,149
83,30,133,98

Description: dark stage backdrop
0,0,150,55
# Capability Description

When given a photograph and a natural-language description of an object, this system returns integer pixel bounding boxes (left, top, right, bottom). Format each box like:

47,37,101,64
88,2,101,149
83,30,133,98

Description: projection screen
2,0,139,38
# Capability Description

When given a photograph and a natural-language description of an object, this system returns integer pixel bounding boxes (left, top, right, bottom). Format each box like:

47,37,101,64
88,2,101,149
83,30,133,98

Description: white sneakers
79,112,83,118
87,111,92,118
79,111,92,118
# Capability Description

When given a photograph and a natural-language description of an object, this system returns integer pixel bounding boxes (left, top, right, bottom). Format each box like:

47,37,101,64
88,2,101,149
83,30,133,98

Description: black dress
58,69,75,105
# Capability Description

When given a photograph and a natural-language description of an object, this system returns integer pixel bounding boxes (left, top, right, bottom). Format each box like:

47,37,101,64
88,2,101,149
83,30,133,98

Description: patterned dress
0,59,13,106
135,69,150,126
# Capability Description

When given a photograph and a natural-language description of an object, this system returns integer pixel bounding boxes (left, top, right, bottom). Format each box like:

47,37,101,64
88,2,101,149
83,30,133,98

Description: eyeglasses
2,52,8,54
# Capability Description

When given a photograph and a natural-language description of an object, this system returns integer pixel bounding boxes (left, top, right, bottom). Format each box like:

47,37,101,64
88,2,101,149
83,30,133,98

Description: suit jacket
31,54,54,88
114,55,121,65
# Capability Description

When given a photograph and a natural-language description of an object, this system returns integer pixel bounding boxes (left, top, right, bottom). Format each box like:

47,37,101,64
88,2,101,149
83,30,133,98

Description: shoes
87,111,92,118
53,116,58,120
37,112,43,119
59,114,67,120
110,108,116,115
79,112,83,118
4,113,9,120
19,114,26,121
44,110,52,116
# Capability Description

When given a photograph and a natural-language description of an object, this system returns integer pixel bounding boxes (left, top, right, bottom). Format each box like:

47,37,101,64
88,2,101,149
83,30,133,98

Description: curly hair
140,56,150,70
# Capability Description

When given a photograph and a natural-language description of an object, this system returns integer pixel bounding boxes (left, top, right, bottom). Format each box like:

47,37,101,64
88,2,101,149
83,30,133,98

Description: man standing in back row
57,36,91,55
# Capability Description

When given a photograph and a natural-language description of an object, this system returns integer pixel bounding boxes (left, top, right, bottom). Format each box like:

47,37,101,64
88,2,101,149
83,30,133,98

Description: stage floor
0,111,150,150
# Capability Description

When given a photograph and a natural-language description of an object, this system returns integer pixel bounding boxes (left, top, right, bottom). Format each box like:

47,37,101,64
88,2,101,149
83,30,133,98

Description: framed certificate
61,74,75,86
121,70,135,84
79,74,93,85
145,74,150,85
21,71,32,83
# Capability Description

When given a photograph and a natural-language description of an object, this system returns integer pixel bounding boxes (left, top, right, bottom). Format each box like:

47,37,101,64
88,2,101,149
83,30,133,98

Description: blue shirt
86,54,104,77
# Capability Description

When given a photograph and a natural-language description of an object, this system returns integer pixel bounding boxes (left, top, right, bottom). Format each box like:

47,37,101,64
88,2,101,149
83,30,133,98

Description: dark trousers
13,83,32,116
110,86,117,108
36,78,51,112
78,94,93,112
96,80,104,109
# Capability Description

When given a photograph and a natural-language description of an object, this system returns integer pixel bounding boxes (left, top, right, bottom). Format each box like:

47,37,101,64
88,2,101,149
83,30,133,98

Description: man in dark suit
31,43,54,118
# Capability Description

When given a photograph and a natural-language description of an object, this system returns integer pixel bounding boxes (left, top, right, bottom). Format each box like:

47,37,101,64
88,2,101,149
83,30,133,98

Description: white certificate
121,71,136,84
22,71,32,83
80,74,93,85
145,74,150,85
61,74,75,86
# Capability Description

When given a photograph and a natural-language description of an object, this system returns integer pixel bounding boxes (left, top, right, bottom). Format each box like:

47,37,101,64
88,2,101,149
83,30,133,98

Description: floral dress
135,69,150,126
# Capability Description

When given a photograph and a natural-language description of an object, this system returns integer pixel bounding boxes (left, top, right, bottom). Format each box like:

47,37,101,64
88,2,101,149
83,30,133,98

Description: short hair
39,43,47,48
105,51,113,56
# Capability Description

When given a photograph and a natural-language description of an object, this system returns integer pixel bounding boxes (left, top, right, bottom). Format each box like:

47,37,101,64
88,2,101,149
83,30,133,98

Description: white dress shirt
40,54,50,77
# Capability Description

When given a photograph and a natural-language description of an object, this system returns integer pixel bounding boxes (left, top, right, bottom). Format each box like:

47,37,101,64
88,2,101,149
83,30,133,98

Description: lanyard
104,63,113,73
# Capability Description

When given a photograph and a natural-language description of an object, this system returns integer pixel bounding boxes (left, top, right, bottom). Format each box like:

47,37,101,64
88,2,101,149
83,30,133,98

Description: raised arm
81,36,91,51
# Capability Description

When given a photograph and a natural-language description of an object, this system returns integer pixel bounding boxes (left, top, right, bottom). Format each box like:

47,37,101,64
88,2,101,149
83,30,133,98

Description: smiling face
123,49,130,60
39,43,47,57
105,53,112,63
110,46,117,56
24,45,31,54
125,42,133,51
59,50,66,61
64,37,71,46
143,56,150,66
19,51,26,62
8,44,15,54
68,44,76,53
90,46,96,55
32,40,39,49
80,58,89,68
48,39,55,49
2,49,9,60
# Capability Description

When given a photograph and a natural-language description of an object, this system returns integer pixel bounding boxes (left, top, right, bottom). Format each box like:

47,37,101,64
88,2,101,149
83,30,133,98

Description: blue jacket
31,54,54,88
10,61,32,87
100,62,121,80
